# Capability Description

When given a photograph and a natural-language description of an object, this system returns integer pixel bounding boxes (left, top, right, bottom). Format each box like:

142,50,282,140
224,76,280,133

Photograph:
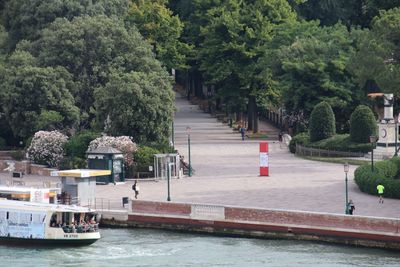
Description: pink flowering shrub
27,130,68,167
88,136,137,167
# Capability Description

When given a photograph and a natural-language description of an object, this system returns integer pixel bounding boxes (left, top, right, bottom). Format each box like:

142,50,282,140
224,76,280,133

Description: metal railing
90,198,128,211
295,144,365,158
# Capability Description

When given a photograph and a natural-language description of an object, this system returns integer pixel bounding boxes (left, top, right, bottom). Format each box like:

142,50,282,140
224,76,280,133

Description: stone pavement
96,92,400,218
1,91,399,218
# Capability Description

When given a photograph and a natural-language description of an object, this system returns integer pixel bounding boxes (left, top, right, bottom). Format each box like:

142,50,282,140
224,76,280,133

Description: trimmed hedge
350,105,377,143
309,101,336,142
309,134,373,153
289,132,310,153
354,157,400,199
289,133,372,154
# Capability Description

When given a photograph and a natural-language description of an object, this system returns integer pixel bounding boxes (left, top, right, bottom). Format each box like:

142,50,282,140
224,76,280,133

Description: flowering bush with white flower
27,130,68,167
88,136,137,167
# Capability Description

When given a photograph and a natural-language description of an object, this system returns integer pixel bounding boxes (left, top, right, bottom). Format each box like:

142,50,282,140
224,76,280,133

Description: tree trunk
247,96,257,132
253,109,259,133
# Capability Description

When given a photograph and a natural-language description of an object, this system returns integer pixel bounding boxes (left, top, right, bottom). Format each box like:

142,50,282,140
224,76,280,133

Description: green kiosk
86,147,125,184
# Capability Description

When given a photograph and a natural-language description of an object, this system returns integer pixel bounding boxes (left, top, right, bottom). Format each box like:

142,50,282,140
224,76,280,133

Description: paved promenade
1,92,399,218
95,92,400,219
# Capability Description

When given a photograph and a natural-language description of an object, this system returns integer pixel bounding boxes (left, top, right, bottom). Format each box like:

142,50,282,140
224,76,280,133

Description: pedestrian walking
278,131,283,148
377,184,385,203
240,126,246,141
348,199,355,215
132,180,140,199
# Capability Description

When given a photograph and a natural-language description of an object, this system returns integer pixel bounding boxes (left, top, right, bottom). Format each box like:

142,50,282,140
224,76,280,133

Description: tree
351,8,400,96
2,0,130,49
364,0,400,27
33,15,165,130
26,130,68,167
94,71,174,144
275,23,359,131
0,50,79,141
309,101,336,142
126,0,190,70
198,0,296,132
350,105,377,143
297,0,365,27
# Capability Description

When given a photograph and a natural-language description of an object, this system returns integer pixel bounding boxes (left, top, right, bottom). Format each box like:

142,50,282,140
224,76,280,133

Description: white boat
0,199,100,246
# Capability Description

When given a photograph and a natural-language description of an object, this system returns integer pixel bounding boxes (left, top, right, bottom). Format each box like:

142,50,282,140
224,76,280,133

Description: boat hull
0,236,99,247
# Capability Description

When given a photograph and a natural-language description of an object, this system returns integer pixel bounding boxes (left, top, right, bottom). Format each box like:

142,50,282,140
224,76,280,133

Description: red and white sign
260,142,269,176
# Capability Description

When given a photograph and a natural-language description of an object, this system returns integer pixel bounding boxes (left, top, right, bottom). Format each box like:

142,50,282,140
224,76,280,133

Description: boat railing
58,223,99,233
58,196,80,206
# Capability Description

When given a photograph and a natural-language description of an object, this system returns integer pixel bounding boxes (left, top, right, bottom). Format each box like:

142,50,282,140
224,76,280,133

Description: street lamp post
344,162,349,215
186,126,192,177
394,114,400,157
167,162,173,201
172,121,175,152
369,135,378,172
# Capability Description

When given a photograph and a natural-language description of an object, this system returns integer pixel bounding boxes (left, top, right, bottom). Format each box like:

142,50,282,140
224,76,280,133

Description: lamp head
344,162,349,173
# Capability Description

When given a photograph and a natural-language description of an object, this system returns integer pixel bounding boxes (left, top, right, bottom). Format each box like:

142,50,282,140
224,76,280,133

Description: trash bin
122,197,129,207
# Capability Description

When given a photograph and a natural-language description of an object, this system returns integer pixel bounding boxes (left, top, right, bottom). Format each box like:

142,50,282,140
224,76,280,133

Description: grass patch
246,132,269,140
298,155,370,166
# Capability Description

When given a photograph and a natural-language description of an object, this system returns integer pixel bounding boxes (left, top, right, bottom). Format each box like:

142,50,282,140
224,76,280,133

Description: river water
1,228,399,267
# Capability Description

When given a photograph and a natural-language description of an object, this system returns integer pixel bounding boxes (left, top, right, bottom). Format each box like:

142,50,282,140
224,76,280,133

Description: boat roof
0,199,95,213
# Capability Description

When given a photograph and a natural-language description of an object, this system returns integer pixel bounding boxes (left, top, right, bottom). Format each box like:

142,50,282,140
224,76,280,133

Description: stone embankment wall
100,200,400,250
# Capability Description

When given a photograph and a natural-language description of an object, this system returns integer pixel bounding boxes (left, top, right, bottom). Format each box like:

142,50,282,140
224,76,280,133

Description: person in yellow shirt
377,184,385,203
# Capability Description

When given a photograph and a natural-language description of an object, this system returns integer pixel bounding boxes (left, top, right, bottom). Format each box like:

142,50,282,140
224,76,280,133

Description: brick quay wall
100,200,400,250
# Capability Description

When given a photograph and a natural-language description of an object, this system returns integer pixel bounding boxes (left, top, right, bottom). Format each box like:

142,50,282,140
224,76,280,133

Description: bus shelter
154,153,180,180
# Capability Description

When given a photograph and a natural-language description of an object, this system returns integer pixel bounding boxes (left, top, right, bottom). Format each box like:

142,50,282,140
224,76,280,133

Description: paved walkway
96,92,400,218
1,91,399,218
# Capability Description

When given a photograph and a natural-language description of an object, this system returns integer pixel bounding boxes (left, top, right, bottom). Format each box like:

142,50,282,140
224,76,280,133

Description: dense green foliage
289,132,310,153
349,105,377,143
64,131,101,159
0,137,6,149
308,134,373,153
62,130,100,169
0,0,176,146
126,0,190,69
289,133,372,154
134,146,160,172
354,157,400,199
94,71,174,143
2,0,400,160
309,102,336,142
351,8,400,95
1,50,79,141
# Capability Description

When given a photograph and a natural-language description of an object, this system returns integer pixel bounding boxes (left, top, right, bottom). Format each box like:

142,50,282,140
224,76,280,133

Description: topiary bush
289,132,310,153
374,160,398,178
349,105,377,143
27,130,68,167
389,156,400,178
309,101,336,142
354,159,400,199
134,146,160,172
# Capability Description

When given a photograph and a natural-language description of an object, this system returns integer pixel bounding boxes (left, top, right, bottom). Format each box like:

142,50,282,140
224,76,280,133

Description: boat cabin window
50,211,99,233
